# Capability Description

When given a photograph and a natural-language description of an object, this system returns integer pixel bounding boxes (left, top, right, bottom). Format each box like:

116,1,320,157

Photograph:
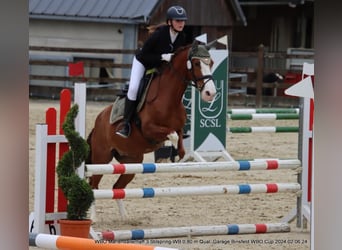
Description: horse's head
186,42,217,102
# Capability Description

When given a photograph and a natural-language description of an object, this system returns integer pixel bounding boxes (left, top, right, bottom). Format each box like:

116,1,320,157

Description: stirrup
116,123,131,138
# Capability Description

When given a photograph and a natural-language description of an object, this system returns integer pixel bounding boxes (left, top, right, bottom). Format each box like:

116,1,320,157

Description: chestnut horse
86,42,216,219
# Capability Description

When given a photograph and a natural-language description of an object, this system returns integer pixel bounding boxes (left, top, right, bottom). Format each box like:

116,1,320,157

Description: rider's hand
161,53,174,62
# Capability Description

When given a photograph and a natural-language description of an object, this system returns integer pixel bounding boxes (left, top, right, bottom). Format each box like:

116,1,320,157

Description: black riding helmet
166,6,187,22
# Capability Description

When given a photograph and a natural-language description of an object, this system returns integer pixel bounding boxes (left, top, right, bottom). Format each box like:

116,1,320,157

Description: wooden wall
138,0,235,49
29,19,124,49
150,0,234,26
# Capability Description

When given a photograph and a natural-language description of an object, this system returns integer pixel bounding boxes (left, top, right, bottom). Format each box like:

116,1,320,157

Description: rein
188,59,214,91
169,47,214,91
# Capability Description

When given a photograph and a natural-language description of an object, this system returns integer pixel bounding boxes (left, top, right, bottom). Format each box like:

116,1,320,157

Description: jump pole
227,113,299,120
85,159,301,176
100,223,290,241
93,183,300,200
227,108,299,114
228,126,299,133
29,233,178,250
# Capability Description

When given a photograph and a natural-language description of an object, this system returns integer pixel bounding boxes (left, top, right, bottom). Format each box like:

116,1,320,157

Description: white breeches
127,56,145,101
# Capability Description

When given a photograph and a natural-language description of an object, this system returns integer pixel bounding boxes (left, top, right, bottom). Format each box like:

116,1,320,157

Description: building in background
29,0,313,101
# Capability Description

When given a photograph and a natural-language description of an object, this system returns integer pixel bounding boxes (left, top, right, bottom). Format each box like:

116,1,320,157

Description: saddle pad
109,97,125,124
109,73,153,125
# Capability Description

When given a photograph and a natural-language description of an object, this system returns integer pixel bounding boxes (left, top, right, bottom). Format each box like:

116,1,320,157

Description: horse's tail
86,128,94,164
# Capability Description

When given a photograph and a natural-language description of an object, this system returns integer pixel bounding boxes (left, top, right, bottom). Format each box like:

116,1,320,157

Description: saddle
109,68,157,124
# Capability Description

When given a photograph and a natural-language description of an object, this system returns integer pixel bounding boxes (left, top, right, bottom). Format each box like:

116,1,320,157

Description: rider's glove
161,53,174,62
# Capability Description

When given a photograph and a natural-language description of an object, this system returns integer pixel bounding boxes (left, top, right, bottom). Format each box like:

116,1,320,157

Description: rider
116,5,188,138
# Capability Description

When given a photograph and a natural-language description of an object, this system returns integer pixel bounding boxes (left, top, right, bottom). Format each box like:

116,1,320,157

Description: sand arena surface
29,99,310,250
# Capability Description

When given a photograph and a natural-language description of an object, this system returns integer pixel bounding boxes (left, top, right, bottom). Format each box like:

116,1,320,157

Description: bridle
164,43,214,92
186,55,214,92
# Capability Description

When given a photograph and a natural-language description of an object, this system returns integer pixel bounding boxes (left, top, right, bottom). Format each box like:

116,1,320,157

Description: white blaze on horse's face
199,59,216,102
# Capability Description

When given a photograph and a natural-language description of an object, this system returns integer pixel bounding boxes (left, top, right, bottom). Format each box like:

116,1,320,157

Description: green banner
183,49,228,152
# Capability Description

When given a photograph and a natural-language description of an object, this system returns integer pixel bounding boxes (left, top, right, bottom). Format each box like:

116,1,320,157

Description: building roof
29,0,160,24
229,0,247,26
239,0,307,6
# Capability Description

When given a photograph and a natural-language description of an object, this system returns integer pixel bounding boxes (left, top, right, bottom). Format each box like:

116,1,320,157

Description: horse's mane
173,44,192,58
158,44,191,71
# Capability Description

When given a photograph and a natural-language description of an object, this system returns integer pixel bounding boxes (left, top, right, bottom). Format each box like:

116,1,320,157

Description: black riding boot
116,98,137,138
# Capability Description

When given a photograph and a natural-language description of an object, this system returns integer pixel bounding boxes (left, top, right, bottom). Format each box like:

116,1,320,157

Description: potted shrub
57,104,94,238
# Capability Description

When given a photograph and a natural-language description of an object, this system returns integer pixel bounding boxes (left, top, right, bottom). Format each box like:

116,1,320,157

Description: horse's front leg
143,123,185,159
176,129,185,159
165,130,185,160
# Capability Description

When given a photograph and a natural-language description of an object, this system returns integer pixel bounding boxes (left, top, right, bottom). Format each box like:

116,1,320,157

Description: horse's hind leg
112,152,143,189
113,174,135,189
89,175,103,189
88,154,112,190
87,129,112,190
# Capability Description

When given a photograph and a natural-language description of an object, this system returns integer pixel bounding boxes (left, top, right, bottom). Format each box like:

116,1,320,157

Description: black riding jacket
135,25,187,69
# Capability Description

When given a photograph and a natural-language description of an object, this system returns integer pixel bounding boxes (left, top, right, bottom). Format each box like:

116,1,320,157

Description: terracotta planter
58,219,92,238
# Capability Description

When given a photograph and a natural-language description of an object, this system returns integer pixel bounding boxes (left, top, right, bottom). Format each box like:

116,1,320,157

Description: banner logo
198,80,224,119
